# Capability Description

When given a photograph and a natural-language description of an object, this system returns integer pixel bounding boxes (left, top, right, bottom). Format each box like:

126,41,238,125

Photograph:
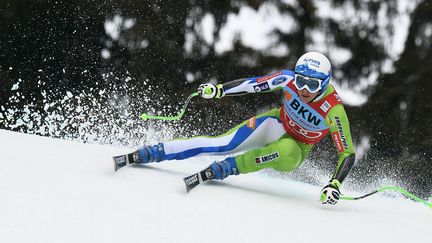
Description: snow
0,129,430,243
101,48,111,59
104,15,136,41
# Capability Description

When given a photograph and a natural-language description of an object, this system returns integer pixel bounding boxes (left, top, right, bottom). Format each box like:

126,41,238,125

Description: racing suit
161,70,356,183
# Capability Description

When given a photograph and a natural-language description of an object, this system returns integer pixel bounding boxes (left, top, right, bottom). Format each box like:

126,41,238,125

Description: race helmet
294,52,332,93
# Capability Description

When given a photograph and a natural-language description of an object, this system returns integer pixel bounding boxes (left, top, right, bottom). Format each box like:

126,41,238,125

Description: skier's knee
273,139,302,172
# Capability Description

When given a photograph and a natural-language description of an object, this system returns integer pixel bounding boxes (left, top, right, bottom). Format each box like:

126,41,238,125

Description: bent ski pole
340,186,432,209
140,92,199,121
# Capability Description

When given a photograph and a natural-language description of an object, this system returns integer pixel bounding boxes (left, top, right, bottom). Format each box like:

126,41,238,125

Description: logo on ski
205,171,213,178
185,174,198,186
113,155,128,171
132,152,140,163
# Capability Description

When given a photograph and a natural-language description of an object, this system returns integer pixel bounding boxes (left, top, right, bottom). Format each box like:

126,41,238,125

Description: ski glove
320,179,341,205
198,83,225,99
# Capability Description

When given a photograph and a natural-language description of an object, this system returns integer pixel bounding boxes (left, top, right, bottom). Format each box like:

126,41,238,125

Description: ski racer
124,52,356,205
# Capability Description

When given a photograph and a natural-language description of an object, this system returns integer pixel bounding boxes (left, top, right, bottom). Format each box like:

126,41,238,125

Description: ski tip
183,177,191,193
185,186,191,193
183,173,200,193
113,155,128,172
113,159,120,172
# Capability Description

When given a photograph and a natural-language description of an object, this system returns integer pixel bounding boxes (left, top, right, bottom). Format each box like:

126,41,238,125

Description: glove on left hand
320,179,341,205
198,83,225,99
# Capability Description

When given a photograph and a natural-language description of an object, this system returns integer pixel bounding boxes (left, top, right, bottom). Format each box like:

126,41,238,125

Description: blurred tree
365,0,432,159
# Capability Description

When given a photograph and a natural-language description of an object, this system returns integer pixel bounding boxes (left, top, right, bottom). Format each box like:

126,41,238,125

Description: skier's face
298,88,319,103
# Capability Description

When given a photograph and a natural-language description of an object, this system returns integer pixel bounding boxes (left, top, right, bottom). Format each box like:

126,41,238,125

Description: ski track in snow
0,129,430,243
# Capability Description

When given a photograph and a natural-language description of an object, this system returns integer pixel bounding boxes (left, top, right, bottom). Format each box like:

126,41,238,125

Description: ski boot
183,157,239,192
137,143,166,164
113,143,166,171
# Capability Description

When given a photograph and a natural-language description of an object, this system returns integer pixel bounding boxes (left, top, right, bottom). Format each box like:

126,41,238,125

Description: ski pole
340,186,432,209
140,92,199,121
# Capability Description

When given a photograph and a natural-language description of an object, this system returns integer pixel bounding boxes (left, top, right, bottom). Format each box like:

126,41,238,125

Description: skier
116,51,356,205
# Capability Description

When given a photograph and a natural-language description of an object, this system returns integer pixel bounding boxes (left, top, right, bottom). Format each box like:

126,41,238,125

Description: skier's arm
321,104,355,204
198,70,295,99
326,104,356,184
223,70,294,96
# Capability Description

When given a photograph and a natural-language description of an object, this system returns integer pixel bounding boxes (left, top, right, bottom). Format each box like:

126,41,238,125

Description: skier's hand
320,179,341,205
198,83,225,99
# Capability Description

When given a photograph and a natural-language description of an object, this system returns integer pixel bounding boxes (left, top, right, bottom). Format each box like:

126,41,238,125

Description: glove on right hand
320,179,341,205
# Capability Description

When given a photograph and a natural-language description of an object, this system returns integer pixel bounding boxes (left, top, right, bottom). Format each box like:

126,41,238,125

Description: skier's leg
138,108,285,163
234,135,313,173
202,135,313,180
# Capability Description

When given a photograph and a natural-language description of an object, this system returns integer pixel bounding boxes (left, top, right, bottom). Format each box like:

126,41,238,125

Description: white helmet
294,52,332,92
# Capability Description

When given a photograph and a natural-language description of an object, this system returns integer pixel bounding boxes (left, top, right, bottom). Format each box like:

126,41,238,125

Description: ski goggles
294,74,323,93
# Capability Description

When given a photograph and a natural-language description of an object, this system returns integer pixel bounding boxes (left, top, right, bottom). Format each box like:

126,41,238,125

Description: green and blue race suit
162,70,356,183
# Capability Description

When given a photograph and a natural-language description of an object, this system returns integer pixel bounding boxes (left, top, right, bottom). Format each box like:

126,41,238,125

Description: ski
113,151,140,172
183,166,215,193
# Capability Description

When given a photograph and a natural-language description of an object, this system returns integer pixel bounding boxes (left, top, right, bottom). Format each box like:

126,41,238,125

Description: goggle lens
294,74,322,93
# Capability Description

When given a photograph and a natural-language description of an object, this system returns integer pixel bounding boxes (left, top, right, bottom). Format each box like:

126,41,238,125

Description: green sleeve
325,104,356,183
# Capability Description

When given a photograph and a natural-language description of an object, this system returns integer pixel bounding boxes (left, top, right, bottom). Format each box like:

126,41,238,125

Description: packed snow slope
0,129,430,243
